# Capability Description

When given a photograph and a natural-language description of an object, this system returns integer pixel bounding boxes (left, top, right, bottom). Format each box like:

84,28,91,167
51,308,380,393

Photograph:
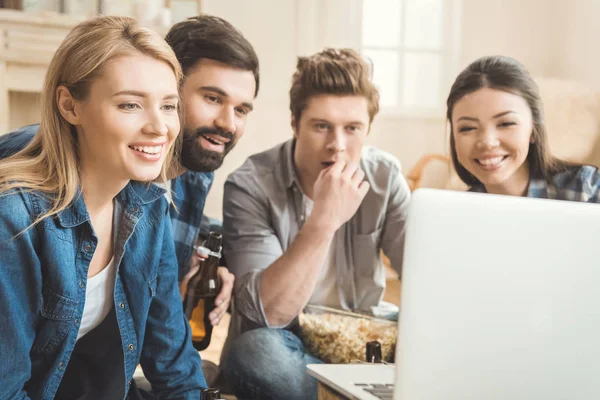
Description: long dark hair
447,55,565,186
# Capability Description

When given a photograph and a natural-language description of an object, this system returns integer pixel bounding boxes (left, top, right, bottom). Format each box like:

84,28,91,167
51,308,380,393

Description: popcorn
298,311,397,364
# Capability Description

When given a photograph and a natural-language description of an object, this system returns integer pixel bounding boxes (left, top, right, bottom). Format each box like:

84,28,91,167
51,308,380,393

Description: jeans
222,327,323,400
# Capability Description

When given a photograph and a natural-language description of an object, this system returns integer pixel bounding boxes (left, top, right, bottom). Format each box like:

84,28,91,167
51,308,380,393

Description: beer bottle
184,231,222,350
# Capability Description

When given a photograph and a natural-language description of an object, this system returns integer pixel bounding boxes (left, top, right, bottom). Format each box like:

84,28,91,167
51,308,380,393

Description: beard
179,126,236,172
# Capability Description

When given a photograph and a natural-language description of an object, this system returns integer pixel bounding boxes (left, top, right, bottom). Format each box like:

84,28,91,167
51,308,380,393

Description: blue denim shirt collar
55,181,166,228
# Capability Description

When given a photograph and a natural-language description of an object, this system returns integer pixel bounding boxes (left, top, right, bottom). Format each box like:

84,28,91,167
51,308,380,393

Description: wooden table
317,382,351,400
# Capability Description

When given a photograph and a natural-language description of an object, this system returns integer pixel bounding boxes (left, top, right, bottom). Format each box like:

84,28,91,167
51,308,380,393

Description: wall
202,0,298,218
555,0,600,90
459,0,562,76
4,1,596,218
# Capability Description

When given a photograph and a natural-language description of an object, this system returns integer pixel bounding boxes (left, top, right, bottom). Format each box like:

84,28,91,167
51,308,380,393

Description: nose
215,106,236,135
476,126,500,150
143,109,169,137
326,127,346,153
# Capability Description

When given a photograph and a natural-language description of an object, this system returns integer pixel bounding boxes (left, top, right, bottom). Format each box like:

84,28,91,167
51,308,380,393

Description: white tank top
76,256,116,341
76,201,119,341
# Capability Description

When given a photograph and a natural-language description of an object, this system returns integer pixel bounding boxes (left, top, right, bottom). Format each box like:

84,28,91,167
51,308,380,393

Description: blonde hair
0,16,183,225
289,48,380,125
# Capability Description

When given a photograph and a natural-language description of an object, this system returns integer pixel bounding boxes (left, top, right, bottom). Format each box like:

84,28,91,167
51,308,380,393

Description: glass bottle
184,231,222,350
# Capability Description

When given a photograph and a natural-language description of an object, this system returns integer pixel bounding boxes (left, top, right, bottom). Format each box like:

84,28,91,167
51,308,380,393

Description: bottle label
208,279,216,290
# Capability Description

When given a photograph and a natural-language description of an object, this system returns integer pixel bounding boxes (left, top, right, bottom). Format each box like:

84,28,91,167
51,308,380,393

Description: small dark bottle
184,232,222,351
201,388,222,400
366,340,382,363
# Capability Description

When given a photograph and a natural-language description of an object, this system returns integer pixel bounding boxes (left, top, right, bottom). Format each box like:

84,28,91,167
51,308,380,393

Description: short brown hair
289,48,379,124
165,14,259,97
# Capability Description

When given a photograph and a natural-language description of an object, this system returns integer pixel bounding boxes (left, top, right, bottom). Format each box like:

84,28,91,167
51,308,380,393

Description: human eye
162,103,178,112
205,95,221,104
315,122,329,132
457,125,475,133
118,102,141,111
235,107,248,116
499,121,516,128
346,125,361,134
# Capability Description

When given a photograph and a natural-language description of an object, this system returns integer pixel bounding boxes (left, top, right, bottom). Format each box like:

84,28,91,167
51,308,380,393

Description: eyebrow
308,118,365,126
112,90,179,100
456,110,516,122
199,85,254,111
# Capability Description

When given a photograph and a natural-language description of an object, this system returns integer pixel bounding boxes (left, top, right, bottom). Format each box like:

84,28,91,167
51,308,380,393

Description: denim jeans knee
223,327,323,400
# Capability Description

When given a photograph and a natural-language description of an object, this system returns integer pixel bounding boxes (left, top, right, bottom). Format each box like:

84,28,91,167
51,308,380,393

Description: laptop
308,188,600,400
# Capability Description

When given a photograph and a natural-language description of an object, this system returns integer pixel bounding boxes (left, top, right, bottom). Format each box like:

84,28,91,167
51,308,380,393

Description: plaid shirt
169,170,215,282
470,165,600,203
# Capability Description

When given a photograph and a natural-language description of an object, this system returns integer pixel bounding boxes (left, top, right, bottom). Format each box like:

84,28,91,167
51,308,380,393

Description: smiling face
70,54,180,184
292,94,370,194
179,58,256,172
452,87,534,195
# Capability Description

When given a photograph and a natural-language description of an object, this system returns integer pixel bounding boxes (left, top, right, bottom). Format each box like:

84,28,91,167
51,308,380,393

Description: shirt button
84,244,92,252
74,319,80,327
58,362,65,370
128,344,134,351
79,281,85,288
128,380,132,387
132,206,139,213
119,302,125,309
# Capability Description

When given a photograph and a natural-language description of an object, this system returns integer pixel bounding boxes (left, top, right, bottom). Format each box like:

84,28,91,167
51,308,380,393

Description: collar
281,139,301,190
55,181,165,228
469,177,547,197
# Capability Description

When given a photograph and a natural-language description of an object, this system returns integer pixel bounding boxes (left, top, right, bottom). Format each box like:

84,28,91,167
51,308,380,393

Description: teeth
478,156,504,166
203,135,224,145
132,145,161,154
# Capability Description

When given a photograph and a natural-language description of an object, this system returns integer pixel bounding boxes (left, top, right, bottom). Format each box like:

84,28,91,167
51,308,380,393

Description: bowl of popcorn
298,304,397,364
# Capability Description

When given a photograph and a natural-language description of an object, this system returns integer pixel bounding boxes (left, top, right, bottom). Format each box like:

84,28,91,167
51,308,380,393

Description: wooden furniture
0,9,79,133
318,382,350,400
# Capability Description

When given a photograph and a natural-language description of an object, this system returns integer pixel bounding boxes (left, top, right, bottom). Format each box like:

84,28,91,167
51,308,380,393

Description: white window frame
295,0,463,120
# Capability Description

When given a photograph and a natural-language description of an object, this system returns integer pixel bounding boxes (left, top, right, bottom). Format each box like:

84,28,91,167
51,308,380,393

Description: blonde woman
0,17,207,399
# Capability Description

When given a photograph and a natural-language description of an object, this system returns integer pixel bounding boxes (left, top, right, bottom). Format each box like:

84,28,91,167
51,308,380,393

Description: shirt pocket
31,286,78,355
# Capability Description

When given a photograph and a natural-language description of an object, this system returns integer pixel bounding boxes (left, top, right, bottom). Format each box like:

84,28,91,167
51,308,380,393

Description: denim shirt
0,177,206,397
0,125,216,282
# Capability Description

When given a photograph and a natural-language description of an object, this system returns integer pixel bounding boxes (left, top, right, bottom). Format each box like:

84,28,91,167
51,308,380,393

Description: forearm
259,218,335,326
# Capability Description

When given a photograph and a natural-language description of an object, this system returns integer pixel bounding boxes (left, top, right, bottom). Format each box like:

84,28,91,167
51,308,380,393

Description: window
360,0,462,115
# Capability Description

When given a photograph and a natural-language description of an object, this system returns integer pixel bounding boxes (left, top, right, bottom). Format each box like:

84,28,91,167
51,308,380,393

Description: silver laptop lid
395,188,600,400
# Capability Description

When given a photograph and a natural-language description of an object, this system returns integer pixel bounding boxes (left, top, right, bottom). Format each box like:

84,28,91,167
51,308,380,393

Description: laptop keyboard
354,383,394,399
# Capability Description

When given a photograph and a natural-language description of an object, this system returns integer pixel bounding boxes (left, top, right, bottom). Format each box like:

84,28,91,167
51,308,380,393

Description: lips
200,133,230,146
475,155,509,170
128,144,163,155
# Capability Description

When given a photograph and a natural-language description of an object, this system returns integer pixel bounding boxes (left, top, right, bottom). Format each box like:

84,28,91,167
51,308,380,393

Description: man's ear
56,85,82,125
